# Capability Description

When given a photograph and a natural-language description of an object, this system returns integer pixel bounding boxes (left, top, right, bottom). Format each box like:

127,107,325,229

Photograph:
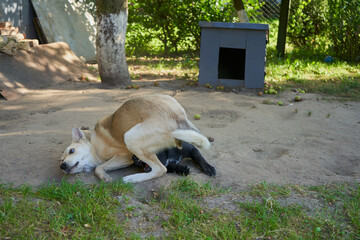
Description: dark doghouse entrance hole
218,47,246,80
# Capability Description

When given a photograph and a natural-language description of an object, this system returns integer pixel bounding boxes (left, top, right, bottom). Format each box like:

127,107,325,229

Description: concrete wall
31,0,96,62
1,0,97,62
0,0,39,39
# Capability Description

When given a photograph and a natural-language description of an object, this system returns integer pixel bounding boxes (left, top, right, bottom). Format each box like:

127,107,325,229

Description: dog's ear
72,127,86,142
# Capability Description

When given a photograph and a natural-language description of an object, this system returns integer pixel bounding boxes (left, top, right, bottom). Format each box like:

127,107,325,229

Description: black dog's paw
168,163,190,176
182,166,190,176
201,163,216,176
176,165,190,176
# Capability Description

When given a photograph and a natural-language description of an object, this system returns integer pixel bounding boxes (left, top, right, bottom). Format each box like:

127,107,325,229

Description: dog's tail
171,118,211,150
171,129,211,149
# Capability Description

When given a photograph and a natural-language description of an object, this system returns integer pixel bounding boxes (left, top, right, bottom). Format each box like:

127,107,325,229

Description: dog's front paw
183,166,190,176
99,173,113,182
122,175,136,183
202,164,216,176
122,173,146,183
95,167,113,182
177,165,190,176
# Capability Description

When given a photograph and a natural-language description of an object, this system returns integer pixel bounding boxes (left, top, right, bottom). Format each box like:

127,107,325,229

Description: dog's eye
69,148,75,154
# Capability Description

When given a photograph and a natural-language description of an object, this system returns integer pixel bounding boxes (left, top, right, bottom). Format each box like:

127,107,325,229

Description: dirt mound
0,42,97,100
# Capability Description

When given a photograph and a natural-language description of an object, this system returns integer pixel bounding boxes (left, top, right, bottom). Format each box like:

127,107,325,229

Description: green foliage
288,0,360,62
126,22,158,56
288,0,329,50
328,0,360,62
95,0,128,16
88,0,265,55
88,0,359,62
127,0,237,54
246,0,267,20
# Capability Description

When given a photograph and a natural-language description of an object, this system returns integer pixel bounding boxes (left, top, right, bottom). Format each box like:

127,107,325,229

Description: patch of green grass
235,183,360,239
0,179,133,239
152,179,239,239
128,52,360,100
265,55,360,99
128,56,199,71
151,179,360,239
307,184,360,237
238,197,314,239
167,177,227,198
247,181,292,198
1,179,359,239
262,19,360,100
127,56,199,82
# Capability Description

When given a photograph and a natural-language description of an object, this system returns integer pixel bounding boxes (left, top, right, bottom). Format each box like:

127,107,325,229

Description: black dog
132,142,216,176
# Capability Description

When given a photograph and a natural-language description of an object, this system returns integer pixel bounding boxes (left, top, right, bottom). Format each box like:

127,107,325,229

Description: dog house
198,22,269,88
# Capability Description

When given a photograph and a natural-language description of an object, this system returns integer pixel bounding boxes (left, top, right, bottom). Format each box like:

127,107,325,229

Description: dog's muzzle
60,161,79,173
60,162,68,170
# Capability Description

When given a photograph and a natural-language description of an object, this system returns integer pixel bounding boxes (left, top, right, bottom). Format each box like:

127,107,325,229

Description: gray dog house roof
199,21,269,31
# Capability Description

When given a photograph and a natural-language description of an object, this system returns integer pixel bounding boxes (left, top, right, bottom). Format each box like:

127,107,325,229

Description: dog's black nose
60,162,68,170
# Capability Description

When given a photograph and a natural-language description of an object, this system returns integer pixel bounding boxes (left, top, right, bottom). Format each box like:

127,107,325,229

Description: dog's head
60,127,96,174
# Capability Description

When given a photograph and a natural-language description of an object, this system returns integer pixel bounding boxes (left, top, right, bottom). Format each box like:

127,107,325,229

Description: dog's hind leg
124,123,170,183
122,153,167,183
95,153,133,182
189,147,216,176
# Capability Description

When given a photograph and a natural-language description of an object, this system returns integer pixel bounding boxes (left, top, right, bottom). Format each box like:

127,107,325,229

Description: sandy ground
1,78,359,193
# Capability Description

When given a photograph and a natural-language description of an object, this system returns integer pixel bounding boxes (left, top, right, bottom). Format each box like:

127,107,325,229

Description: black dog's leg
132,155,152,172
189,147,216,176
132,155,145,168
167,163,190,176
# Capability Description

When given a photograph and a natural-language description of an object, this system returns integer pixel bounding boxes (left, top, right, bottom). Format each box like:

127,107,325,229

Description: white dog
60,94,211,183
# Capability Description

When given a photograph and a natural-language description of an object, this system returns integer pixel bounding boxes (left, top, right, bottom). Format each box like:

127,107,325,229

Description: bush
126,21,162,56
127,0,237,54
287,0,328,50
86,0,264,56
287,0,360,63
327,0,360,62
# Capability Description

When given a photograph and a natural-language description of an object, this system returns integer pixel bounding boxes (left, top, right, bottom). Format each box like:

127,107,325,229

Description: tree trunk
233,0,249,23
276,0,291,58
96,0,131,86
